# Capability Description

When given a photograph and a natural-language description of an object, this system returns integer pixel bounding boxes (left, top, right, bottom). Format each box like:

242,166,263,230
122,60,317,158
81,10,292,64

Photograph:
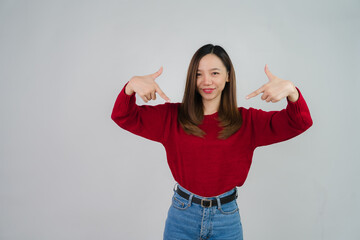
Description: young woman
111,44,313,240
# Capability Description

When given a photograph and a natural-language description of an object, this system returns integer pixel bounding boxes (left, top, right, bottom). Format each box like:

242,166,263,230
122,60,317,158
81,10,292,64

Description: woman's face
196,54,229,105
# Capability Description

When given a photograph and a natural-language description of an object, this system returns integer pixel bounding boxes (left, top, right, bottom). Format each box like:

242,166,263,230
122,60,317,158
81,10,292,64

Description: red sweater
111,82,313,197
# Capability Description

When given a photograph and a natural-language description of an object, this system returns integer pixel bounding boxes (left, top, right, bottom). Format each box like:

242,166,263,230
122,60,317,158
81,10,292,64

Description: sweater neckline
204,111,218,118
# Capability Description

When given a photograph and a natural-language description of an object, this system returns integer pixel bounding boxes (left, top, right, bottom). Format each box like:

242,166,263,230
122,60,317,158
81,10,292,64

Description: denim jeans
163,183,243,240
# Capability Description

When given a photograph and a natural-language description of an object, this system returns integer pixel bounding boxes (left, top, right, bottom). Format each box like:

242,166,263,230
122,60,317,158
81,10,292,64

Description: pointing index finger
246,86,265,100
155,84,171,102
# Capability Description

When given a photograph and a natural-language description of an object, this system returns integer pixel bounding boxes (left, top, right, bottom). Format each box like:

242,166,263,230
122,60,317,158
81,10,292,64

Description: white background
1,0,359,239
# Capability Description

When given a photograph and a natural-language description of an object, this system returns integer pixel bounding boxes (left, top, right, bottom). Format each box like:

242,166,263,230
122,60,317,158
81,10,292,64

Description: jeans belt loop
173,182,178,193
188,193,194,206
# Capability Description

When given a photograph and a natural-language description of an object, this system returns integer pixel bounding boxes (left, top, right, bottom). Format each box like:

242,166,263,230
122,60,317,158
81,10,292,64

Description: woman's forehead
198,54,225,71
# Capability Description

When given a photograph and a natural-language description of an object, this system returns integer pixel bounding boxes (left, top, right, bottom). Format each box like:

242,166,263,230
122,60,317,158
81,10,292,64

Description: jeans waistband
173,182,237,200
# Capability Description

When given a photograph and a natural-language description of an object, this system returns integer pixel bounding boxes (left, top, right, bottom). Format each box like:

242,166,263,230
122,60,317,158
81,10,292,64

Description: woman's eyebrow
197,68,221,71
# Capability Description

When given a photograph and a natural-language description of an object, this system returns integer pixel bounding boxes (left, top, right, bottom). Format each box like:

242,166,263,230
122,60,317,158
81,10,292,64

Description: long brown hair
178,44,242,139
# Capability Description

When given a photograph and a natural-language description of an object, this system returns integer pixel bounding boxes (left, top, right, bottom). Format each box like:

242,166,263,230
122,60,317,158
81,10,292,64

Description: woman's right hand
125,66,171,103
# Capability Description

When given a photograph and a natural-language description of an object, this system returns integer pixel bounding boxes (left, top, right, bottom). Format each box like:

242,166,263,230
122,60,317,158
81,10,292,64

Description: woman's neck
203,99,220,115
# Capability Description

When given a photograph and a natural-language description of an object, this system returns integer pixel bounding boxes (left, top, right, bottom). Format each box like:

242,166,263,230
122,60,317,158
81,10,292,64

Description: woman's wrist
287,81,299,102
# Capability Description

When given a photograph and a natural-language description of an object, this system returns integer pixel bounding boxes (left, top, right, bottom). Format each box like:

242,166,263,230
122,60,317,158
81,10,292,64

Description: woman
111,44,313,240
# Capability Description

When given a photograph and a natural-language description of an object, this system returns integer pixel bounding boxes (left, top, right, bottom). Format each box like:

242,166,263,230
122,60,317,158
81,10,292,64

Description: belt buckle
201,198,212,208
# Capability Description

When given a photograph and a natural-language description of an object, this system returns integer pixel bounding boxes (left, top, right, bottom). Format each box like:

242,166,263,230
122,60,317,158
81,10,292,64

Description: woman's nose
203,74,212,85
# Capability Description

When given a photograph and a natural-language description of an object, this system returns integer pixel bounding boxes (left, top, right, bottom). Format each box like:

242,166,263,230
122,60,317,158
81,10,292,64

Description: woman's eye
196,72,218,76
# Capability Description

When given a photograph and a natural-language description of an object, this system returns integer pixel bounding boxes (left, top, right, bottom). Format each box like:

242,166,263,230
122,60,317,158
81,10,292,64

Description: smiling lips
202,88,215,94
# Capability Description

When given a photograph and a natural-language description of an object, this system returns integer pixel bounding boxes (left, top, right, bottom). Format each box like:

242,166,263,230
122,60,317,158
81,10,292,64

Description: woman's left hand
246,64,299,103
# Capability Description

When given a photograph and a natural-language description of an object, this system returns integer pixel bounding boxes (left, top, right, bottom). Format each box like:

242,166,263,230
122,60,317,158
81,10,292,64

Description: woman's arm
246,64,313,147
111,68,172,143
250,87,313,147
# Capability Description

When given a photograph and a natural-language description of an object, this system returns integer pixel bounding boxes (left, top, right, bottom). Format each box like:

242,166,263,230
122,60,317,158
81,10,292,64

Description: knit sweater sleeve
111,81,172,143
250,87,313,148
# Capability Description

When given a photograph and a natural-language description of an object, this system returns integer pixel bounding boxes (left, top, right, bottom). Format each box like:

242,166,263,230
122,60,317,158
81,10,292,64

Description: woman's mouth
203,88,215,94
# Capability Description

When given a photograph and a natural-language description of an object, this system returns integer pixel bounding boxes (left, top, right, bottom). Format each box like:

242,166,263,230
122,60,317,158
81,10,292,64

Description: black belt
176,186,238,208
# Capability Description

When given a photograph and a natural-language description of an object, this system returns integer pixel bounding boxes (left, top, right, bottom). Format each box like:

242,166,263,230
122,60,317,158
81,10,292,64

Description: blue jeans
163,183,243,240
